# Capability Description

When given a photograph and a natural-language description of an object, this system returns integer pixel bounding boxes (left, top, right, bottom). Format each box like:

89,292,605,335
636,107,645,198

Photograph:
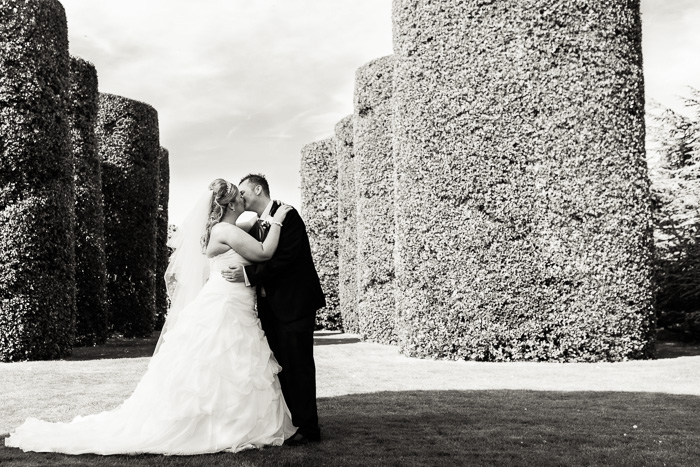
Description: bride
6,178,297,455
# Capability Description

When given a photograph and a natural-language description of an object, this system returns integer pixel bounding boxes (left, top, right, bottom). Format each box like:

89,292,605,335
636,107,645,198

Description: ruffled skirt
6,277,296,455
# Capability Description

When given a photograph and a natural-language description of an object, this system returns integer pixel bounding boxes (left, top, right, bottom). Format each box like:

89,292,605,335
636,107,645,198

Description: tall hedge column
154,146,170,330
97,93,160,338
69,57,108,346
392,0,654,362
335,115,359,334
0,0,76,361
354,56,397,344
301,138,341,330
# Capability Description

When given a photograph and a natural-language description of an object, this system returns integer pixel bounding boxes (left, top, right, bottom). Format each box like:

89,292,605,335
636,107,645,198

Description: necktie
258,219,270,240
257,219,270,297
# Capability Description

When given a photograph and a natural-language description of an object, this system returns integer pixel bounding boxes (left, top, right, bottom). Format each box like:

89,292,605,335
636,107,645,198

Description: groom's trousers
258,297,320,440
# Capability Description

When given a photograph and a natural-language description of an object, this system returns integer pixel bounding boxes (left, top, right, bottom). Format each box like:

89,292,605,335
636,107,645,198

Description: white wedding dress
6,249,296,455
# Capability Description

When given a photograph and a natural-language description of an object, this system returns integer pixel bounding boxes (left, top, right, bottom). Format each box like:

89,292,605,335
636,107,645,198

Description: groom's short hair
240,173,270,197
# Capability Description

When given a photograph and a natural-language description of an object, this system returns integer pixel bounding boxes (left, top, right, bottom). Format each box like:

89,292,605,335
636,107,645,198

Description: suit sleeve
244,209,304,286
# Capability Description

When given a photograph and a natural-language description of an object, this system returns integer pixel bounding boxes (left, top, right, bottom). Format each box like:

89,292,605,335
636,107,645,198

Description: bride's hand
272,204,293,224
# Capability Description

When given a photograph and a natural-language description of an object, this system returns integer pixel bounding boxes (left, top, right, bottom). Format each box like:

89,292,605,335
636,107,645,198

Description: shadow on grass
2,390,700,466
68,329,699,361
67,335,160,361
67,331,361,361
312,330,361,346
655,329,700,359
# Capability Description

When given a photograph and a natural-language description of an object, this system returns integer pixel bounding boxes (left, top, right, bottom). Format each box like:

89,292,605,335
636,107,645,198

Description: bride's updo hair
201,178,238,252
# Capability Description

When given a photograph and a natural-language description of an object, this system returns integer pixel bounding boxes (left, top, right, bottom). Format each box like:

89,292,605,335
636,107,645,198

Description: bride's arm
215,206,293,262
213,224,280,262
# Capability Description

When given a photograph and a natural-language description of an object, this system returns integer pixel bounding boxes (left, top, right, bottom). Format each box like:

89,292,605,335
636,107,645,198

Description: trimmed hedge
0,0,76,361
354,55,397,344
97,93,160,338
392,0,654,362
335,115,359,334
300,138,341,330
154,146,170,331
69,56,108,346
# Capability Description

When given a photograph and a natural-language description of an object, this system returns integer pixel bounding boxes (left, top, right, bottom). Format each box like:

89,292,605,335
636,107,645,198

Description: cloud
61,0,393,224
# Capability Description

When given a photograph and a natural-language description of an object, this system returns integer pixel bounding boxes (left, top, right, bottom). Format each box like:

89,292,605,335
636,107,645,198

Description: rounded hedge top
354,55,395,117
0,0,75,361
335,115,354,146
0,0,70,200
391,0,653,362
353,55,397,345
335,114,358,333
301,138,341,330
69,55,108,346
98,92,160,338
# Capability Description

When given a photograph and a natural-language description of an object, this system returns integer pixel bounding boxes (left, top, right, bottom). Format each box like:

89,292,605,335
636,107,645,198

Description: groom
222,173,325,445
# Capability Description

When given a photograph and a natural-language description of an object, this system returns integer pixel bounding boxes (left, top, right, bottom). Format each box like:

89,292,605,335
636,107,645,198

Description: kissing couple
7,173,326,455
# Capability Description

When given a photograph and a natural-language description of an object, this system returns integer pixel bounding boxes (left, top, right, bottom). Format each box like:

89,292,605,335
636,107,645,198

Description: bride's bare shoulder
211,223,252,244
206,223,244,257
211,222,244,236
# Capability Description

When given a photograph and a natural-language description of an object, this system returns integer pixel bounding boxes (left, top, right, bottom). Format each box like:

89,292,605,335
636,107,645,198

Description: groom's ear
254,185,262,196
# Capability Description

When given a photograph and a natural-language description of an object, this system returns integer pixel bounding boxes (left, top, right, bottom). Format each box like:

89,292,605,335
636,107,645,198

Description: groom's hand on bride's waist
222,265,245,283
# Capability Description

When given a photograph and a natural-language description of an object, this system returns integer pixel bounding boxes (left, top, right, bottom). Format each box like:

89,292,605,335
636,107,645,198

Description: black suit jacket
245,202,326,327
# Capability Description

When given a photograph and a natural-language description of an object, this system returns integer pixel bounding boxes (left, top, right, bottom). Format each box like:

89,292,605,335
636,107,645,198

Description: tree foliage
647,89,700,339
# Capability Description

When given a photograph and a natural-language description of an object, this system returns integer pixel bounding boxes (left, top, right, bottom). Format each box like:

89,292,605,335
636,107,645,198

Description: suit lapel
258,201,280,241
269,200,280,217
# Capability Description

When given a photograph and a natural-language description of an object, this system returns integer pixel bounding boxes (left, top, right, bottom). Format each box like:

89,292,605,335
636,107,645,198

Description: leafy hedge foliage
647,93,700,339
354,56,397,344
0,0,76,361
97,93,160,338
301,138,341,330
154,146,170,331
335,115,359,334
69,56,108,346
392,0,654,362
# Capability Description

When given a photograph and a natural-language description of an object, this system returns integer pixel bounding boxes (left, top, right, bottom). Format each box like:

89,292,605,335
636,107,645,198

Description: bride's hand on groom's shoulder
273,204,293,224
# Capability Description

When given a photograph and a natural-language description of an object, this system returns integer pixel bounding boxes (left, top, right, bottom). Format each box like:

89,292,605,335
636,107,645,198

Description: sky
59,0,700,226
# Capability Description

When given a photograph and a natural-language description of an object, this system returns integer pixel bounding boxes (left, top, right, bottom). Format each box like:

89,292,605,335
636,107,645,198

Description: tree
647,89,700,339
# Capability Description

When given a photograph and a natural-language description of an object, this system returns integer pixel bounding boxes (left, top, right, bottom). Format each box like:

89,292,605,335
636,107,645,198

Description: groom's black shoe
284,432,310,446
284,430,320,446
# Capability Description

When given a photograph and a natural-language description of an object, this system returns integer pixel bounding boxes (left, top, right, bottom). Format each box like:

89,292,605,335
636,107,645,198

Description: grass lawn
2,390,700,466
1,331,700,466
